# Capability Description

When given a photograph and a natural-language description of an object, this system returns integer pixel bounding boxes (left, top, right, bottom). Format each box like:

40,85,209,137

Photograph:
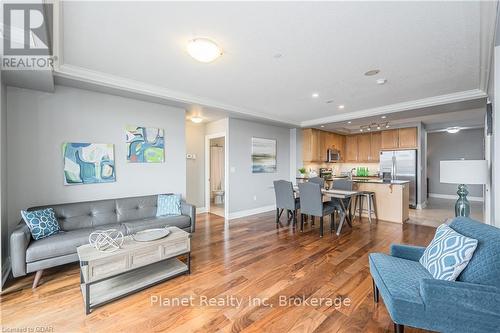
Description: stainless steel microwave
326,149,341,162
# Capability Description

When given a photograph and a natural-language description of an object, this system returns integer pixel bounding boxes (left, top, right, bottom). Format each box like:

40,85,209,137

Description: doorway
205,134,226,217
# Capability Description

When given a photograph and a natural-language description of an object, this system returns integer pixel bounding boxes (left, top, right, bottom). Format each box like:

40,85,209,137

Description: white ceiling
58,1,491,125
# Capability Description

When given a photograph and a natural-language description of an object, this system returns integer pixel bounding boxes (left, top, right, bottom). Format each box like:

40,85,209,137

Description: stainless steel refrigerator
379,150,417,208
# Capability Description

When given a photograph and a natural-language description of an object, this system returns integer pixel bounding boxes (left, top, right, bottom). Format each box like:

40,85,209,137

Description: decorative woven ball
88,229,124,252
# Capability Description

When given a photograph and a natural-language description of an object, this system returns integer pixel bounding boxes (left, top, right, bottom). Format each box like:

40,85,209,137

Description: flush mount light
338,105,345,109
376,78,387,85
446,127,461,134
312,93,319,98
191,116,203,123
187,38,222,63
364,69,380,76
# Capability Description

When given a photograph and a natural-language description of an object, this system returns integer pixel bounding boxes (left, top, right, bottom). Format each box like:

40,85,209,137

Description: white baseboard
1,258,11,289
197,207,207,214
429,193,484,202
228,205,275,220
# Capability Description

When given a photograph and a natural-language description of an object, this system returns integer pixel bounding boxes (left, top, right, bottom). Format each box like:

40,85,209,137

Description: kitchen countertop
296,176,409,185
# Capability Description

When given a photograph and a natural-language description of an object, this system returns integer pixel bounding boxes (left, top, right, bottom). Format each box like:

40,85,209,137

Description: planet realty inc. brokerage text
151,295,351,309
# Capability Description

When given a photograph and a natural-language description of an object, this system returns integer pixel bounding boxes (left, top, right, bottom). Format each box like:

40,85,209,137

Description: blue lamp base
455,184,470,217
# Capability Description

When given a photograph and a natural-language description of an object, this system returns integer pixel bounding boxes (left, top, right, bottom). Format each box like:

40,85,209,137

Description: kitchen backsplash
302,162,379,176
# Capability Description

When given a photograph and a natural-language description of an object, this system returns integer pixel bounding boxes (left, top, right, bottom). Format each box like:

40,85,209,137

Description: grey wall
6,85,186,233
427,128,485,198
228,118,290,213
185,121,205,208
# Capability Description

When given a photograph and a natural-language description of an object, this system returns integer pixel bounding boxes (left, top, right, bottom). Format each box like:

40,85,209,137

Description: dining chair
273,180,300,227
298,182,336,237
308,177,325,188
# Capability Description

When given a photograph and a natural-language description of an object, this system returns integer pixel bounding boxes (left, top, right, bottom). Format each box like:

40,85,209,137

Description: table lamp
440,160,488,217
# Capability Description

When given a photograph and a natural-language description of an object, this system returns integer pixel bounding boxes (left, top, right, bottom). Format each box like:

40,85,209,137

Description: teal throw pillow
21,208,60,240
157,194,182,216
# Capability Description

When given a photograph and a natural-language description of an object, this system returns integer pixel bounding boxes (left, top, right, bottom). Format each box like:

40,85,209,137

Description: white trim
197,207,207,214
1,258,11,289
479,0,498,92
205,132,228,218
228,205,275,220
429,193,484,202
301,89,487,127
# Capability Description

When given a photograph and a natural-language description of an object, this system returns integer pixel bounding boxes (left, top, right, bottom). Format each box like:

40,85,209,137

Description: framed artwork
251,137,277,173
63,143,115,185
126,126,165,163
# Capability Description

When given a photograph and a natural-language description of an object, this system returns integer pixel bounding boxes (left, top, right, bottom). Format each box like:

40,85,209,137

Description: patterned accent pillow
21,208,60,240
156,194,182,216
419,224,478,281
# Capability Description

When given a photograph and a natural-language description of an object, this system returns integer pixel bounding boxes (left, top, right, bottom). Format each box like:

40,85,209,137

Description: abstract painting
63,143,115,185
125,126,165,163
251,137,277,173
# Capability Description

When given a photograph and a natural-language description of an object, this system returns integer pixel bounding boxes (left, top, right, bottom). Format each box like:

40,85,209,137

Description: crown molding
54,64,300,127
478,0,498,93
300,89,487,127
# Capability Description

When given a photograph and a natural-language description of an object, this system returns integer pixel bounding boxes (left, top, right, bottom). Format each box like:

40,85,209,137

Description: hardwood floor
1,212,436,333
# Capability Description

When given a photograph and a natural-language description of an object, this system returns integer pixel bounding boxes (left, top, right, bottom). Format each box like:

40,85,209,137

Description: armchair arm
10,222,31,277
420,278,500,317
390,244,425,261
181,201,196,233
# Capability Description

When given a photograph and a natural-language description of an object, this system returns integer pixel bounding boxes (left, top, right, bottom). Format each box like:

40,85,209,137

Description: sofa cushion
369,253,431,323
449,217,500,288
123,216,190,234
419,224,478,281
26,223,125,262
116,195,157,223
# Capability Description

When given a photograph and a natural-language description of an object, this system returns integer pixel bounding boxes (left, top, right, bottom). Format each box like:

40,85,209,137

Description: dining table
293,186,361,236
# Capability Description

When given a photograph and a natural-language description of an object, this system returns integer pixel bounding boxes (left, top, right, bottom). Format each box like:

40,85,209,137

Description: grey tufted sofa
10,194,196,287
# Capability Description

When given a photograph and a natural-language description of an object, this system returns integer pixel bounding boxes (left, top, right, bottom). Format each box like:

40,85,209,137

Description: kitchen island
351,179,410,224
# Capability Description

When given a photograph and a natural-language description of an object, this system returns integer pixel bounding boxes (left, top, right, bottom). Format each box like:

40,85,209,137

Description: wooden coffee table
77,226,191,314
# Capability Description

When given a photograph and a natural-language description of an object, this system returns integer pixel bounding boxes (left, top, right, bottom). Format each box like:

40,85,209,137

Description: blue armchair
369,217,500,333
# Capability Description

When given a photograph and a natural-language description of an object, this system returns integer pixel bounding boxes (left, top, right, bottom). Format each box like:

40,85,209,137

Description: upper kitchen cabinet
398,127,418,148
370,132,381,162
381,129,399,149
302,128,322,162
345,135,358,162
357,134,371,162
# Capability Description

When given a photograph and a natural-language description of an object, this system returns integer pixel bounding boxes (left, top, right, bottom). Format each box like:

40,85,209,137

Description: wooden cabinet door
302,129,322,162
332,133,346,161
345,135,358,162
398,127,418,148
370,132,381,161
381,129,399,149
357,134,371,162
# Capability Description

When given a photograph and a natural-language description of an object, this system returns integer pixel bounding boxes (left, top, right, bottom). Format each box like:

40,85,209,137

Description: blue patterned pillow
21,208,60,240
157,194,182,216
419,224,478,281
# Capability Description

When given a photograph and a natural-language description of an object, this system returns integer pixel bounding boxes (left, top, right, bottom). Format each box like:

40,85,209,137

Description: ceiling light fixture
338,105,345,109
381,116,387,119
446,127,461,134
359,122,390,132
191,116,203,123
364,69,380,76
320,125,325,128
376,78,387,85
312,93,319,98
347,121,352,124
187,38,222,63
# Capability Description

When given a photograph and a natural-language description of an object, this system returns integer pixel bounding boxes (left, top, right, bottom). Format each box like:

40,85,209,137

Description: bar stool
354,191,378,224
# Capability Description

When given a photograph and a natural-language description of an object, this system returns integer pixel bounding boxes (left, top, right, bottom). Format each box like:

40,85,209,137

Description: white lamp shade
440,160,488,185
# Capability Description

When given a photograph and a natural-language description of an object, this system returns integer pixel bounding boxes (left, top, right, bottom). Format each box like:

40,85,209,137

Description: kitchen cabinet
302,128,322,162
381,129,399,149
345,135,358,162
370,132,381,162
398,127,418,148
357,134,371,162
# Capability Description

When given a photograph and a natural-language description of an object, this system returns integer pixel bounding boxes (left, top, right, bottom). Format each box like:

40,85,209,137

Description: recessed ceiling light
446,127,461,134
347,121,352,124
191,116,203,123
360,129,363,132
381,116,387,119
386,125,390,128
338,105,345,109
364,69,380,76
367,128,371,131
376,78,387,85
312,93,319,98
377,126,381,130
320,125,325,128
187,38,222,63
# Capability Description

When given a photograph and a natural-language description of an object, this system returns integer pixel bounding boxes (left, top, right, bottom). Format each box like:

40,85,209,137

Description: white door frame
205,132,228,218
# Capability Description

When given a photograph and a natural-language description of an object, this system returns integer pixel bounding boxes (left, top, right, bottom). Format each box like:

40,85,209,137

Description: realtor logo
2,3,54,69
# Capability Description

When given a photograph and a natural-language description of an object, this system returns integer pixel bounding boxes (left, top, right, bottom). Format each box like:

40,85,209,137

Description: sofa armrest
181,201,196,233
10,222,31,277
420,278,500,318
390,244,425,261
